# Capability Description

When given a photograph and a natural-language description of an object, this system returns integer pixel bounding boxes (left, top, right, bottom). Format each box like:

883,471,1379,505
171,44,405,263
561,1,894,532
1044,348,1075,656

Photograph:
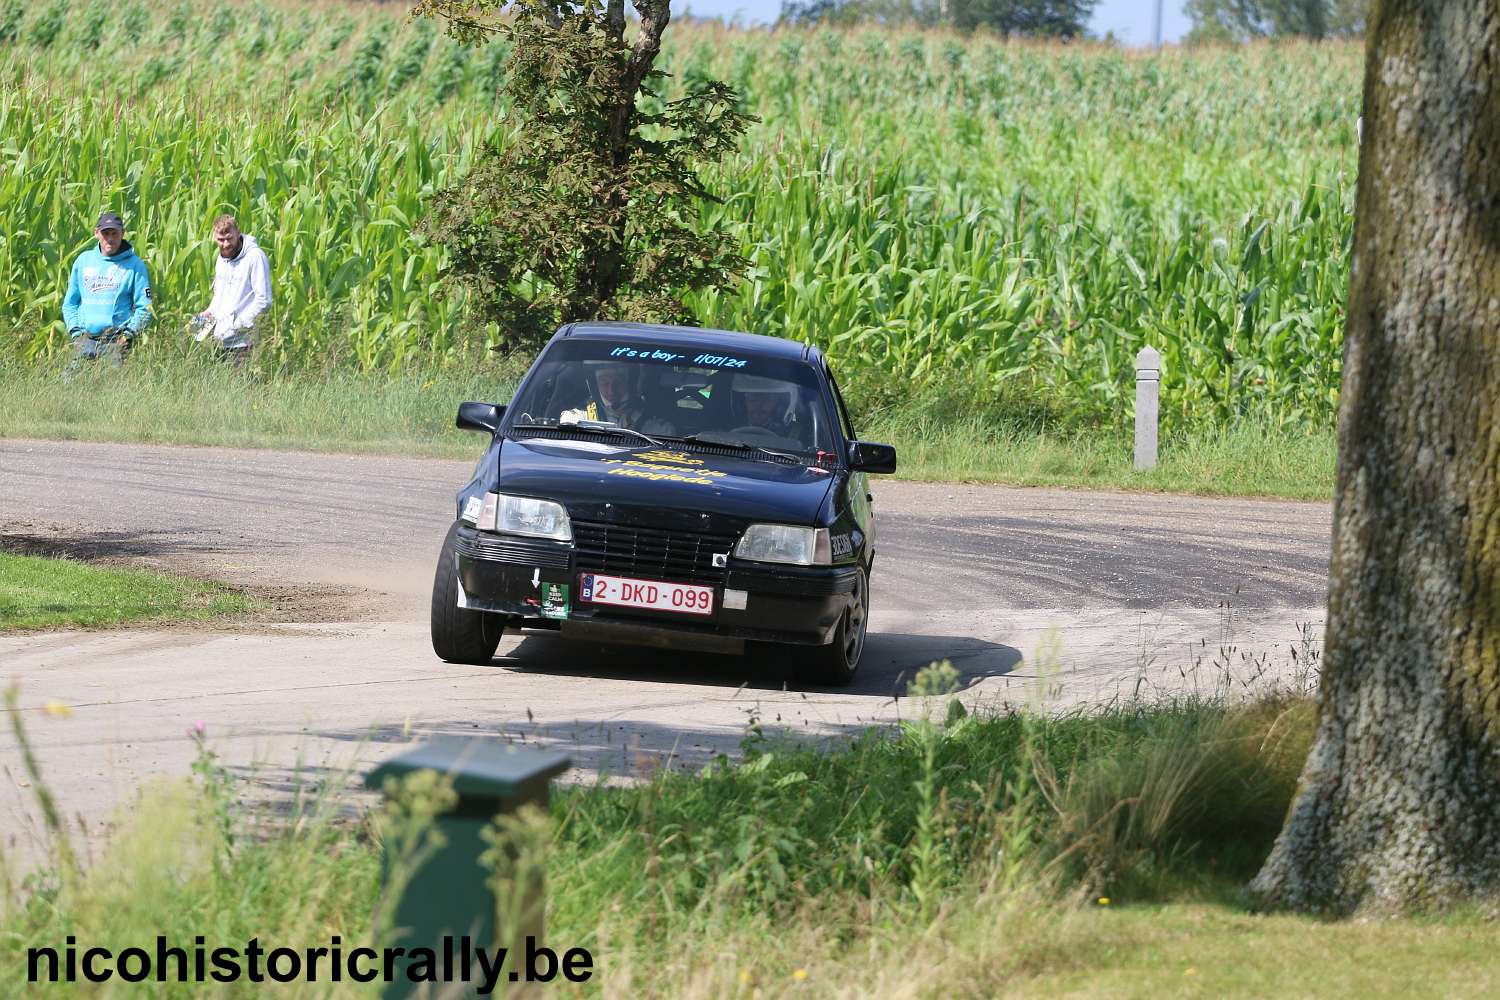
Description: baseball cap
96,211,125,232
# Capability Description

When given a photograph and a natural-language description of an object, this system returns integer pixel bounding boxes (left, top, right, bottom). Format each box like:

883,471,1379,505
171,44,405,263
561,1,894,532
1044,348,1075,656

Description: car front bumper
451,524,856,646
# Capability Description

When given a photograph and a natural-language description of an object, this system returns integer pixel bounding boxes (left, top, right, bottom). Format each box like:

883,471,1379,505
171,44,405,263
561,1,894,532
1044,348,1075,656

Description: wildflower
421,380,434,391
1097,896,1110,906
739,970,750,984
1185,968,1198,977
41,700,73,719
792,969,807,981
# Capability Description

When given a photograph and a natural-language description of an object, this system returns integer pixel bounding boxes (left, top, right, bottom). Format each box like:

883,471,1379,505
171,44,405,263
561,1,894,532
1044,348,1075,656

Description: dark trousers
208,330,253,369
63,334,132,381
214,344,252,369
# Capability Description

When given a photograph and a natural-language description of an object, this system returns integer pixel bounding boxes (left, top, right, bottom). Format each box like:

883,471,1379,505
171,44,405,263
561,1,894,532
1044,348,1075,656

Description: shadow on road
269,713,909,801
471,628,1021,697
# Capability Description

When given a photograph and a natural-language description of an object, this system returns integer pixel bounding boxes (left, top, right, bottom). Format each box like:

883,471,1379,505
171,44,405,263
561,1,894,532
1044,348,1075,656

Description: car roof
558,321,820,365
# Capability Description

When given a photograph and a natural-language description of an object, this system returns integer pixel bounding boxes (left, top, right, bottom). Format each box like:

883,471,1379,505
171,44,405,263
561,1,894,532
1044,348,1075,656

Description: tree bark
1250,0,1500,912
586,0,670,316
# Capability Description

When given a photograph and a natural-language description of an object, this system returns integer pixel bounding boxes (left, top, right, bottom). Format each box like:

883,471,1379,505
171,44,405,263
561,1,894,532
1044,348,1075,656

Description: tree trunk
595,0,671,316
1250,0,1500,912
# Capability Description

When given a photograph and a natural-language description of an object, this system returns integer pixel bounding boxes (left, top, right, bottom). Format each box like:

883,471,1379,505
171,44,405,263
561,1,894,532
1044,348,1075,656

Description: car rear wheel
799,566,868,686
430,522,505,664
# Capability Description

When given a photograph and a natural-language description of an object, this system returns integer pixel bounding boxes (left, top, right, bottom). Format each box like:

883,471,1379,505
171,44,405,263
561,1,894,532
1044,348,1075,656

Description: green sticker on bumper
540,582,570,620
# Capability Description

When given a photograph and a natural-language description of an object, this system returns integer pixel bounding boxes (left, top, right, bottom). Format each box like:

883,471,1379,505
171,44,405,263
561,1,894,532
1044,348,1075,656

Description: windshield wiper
511,421,663,448
664,434,804,464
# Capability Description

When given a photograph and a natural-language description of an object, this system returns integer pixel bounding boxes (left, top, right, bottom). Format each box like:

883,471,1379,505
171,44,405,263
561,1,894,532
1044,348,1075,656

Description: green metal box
365,738,570,997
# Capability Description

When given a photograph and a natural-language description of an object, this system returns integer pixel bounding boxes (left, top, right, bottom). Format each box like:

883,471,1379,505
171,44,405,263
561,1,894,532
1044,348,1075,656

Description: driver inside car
561,363,645,427
560,362,678,435
593,365,643,426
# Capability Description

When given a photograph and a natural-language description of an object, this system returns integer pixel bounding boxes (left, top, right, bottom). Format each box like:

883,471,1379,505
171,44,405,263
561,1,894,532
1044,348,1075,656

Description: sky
681,0,1193,45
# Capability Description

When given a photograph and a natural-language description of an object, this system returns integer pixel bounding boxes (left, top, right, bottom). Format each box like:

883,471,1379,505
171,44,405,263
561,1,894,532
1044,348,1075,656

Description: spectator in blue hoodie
62,211,153,374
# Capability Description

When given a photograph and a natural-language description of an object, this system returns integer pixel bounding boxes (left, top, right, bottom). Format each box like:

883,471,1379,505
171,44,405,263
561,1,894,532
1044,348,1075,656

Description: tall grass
0,1,1360,429
0,342,528,456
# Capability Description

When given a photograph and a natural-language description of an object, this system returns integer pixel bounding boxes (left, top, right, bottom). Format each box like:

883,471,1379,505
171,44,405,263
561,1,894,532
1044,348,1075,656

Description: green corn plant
1,9,1360,427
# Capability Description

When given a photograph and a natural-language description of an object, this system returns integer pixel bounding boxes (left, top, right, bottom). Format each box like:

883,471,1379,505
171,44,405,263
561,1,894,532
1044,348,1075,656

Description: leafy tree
1326,0,1368,34
1185,0,1368,41
778,0,1096,36
412,0,755,349
1250,0,1500,911
950,0,1097,34
778,0,869,27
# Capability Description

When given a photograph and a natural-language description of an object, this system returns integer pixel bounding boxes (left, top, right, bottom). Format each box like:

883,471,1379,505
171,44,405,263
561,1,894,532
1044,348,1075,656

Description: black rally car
430,322,896,684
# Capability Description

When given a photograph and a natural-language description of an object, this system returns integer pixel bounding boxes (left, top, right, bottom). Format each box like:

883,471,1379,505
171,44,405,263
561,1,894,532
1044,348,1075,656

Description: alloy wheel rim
843,570,867,667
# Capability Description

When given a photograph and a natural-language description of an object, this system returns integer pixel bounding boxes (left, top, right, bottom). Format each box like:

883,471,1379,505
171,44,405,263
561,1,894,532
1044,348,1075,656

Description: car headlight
480,492,572,541
733,524,831,566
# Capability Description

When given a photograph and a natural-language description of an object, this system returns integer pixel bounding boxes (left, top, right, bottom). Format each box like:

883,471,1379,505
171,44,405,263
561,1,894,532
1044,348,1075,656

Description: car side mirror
848,441,897,474
456,401,505,434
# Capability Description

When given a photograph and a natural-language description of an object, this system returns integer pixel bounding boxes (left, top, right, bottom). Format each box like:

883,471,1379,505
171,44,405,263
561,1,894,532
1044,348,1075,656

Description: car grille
572,520,738,586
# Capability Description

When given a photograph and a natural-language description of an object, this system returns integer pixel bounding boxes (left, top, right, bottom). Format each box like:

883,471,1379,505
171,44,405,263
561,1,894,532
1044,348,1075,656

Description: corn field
0,0,1362,428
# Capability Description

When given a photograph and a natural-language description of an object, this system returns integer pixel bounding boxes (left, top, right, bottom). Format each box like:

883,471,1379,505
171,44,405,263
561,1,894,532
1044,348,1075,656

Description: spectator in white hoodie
192,214,271,366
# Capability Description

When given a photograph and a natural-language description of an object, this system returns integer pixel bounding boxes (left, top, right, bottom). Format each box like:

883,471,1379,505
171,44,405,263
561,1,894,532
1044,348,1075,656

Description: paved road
0,439,1332,866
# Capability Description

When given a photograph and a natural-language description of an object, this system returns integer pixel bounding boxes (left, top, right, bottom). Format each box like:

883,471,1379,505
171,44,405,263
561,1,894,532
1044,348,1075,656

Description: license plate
578,574,715,616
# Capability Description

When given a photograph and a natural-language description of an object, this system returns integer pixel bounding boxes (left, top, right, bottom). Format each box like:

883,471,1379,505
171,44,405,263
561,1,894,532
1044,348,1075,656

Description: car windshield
506,339,837,455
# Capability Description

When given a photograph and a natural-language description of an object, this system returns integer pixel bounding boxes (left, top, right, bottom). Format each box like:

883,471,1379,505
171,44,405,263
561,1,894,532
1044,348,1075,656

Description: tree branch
606,0,626,42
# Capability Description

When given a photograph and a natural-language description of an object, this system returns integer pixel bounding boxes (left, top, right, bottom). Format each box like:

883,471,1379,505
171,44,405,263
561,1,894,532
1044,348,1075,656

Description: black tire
430,522,505,664
799,566,869,687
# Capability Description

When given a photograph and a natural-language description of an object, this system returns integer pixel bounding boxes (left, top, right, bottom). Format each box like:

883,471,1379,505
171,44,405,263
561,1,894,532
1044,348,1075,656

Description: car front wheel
799,566,868,686
430,522,505,664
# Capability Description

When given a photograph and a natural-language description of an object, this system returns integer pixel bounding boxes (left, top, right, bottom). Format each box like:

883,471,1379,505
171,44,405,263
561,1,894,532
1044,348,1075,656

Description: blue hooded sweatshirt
62,241,153,337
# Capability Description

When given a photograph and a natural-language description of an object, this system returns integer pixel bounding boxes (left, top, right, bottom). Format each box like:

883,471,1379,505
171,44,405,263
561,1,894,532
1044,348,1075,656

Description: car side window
828,369,857,441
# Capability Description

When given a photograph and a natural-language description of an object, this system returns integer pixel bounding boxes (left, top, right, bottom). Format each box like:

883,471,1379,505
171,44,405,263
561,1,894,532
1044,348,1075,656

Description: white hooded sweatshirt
203,234,272,341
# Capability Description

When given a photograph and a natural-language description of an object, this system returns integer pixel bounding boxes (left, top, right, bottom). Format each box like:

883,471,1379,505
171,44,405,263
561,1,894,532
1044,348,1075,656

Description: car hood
495,436,836,524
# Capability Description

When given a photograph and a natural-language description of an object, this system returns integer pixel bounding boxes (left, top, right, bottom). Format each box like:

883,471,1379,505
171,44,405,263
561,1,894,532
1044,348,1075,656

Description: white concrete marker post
1134,346,1161,471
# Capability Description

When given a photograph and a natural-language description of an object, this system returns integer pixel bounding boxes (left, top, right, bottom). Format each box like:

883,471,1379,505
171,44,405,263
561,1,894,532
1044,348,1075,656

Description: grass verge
868,413,1335,499
0,352,527,459
6,671,1495,998
0,553,256,631
0,358,1335,500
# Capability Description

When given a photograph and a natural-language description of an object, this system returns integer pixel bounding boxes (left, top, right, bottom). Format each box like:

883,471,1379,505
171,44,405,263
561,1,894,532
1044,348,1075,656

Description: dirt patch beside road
0,522,378,627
